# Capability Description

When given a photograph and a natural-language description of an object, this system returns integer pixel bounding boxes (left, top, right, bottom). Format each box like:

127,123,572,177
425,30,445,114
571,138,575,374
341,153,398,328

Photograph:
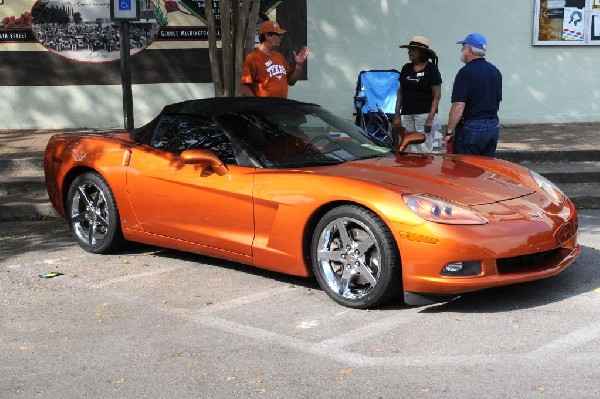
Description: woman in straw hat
393,35,442,153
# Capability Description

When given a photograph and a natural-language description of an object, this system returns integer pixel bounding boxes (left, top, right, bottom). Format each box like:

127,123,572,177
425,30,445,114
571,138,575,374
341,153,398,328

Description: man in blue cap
445,33,502,157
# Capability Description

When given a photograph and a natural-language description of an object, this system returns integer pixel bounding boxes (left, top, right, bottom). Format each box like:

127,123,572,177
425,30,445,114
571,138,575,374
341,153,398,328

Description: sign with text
179,0,282,24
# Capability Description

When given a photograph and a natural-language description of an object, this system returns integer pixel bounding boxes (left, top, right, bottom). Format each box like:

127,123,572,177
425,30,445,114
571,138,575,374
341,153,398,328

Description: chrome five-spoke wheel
67,172,124,253
311,205,401,308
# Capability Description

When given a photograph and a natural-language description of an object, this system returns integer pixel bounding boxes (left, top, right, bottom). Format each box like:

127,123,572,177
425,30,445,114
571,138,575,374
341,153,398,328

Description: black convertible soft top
130,97,319,144
161,97,317,118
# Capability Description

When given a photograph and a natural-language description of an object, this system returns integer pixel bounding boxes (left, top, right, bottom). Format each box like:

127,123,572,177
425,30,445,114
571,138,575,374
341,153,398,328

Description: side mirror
391,126,426,152
180,149,229,176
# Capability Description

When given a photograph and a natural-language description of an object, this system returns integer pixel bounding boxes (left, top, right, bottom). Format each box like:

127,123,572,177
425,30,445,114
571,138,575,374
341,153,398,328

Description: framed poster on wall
534,0,600,44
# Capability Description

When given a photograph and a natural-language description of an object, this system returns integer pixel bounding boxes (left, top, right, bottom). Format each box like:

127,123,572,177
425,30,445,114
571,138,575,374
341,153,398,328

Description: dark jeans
454,118,500,157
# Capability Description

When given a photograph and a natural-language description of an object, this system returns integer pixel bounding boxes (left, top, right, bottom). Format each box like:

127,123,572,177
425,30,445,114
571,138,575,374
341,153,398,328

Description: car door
126,113,255,256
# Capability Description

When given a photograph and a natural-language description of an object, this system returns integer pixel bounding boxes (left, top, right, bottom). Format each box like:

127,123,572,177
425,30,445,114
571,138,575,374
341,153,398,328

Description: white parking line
4,254,90,269
318,311,421,349
188,314,600,368
89,266,181,288
527,320,600,357
178,285,297,317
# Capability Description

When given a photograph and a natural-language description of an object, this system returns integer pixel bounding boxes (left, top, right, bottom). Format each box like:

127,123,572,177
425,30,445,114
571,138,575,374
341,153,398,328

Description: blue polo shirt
451,58,502,120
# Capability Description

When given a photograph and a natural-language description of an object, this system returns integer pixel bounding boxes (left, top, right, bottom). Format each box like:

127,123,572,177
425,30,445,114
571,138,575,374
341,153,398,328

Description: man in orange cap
240,20,310,98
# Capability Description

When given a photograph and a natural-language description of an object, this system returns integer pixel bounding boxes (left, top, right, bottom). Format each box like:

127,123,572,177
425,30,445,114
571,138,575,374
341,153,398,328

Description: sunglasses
267,32,282,37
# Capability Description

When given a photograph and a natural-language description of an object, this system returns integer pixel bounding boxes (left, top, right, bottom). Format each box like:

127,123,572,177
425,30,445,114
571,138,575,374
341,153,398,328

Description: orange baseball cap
259,20,287,35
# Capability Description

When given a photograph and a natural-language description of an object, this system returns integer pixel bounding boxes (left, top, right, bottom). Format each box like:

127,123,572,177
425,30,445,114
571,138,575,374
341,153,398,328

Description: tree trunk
197,0,260,97
219,0,233,97
235,0,260,97
205,2,222,97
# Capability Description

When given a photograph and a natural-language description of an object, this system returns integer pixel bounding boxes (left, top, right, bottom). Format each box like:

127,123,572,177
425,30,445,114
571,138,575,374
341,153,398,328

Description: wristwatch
445,130,454,137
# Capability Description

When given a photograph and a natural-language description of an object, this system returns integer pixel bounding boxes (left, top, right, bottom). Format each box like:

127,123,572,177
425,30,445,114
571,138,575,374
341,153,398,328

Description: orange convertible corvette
44,98,579,308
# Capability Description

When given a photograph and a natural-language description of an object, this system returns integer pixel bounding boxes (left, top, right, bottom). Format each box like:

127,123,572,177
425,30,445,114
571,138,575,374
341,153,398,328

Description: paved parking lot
1,212,600,398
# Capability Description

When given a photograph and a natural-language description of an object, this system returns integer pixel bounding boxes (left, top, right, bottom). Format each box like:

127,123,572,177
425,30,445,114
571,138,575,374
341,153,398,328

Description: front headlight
530,170,565,204
402,194,487,225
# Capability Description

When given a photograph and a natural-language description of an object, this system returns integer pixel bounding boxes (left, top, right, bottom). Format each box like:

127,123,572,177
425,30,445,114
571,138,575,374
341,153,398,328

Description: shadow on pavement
146,245,323,291
0,220,72,263
3,220,596,313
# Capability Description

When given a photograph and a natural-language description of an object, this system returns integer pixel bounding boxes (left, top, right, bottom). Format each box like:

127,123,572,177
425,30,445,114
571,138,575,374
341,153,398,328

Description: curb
497,149,600,163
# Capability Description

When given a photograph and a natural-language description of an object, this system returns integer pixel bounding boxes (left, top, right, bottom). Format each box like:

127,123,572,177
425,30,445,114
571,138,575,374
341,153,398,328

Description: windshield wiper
283,159,346,167
356,153,387,160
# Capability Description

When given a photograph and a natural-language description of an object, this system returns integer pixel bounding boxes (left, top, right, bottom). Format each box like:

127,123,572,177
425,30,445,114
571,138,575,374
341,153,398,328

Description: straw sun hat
399,35,437,59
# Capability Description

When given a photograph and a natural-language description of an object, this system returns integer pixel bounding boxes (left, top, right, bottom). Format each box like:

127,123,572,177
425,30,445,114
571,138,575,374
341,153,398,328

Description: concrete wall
293,0,600,125
2,0,598,129
0,83,214,130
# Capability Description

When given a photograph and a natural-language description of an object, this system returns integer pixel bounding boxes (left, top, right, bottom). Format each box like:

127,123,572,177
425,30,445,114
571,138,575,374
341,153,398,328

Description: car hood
316,154,535,206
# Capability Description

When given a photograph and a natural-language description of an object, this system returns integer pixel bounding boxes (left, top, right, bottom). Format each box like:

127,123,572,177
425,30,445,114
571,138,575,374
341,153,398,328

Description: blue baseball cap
456,33,487,49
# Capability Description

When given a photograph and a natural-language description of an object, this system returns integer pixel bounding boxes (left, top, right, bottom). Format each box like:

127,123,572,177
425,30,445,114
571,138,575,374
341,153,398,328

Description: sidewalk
495,122,599,152
1,123,598,158
0,129,81,159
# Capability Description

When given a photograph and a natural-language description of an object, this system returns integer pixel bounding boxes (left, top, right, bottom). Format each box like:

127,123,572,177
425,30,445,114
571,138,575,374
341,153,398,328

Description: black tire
311,205,401,309
66,172,125,254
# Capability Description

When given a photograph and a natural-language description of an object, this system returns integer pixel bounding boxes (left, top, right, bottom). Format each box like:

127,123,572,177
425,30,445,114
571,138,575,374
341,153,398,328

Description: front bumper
395,196,579,295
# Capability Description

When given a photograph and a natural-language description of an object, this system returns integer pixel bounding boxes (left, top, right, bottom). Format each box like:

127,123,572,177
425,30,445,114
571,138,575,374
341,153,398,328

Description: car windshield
216,105,392,168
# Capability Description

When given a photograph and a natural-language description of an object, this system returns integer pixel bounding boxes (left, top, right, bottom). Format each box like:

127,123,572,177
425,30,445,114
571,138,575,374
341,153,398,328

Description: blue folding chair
354,69,400,147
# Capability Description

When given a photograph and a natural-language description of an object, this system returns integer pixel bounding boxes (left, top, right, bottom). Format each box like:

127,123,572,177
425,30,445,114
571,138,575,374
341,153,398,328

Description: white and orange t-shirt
240,49,293,98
